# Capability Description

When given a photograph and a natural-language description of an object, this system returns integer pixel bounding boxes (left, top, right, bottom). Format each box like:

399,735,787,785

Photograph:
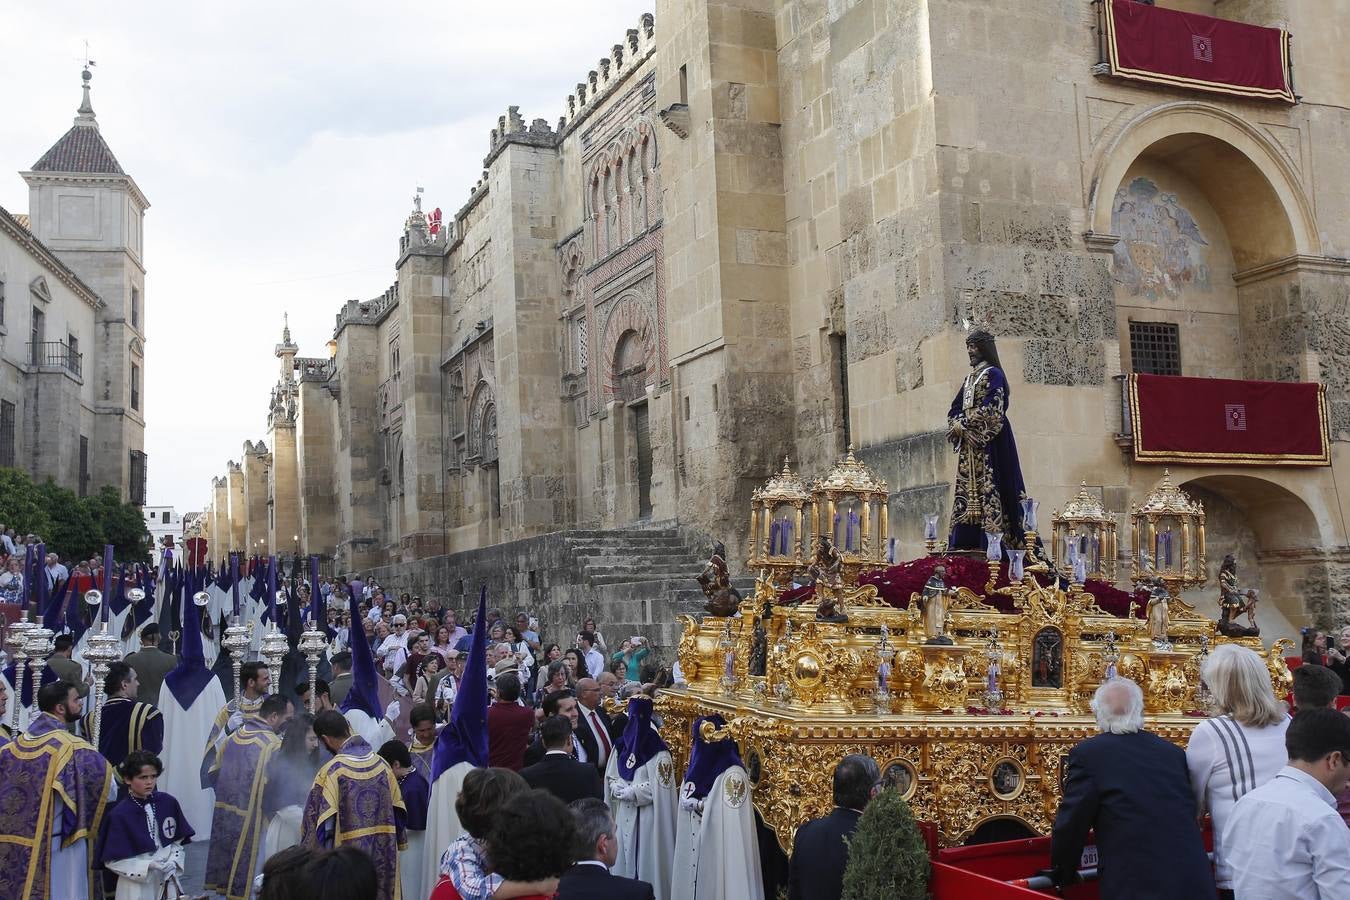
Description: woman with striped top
1186,643,1290,896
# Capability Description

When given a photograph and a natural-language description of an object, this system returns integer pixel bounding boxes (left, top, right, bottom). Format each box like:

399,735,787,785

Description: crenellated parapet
295,357,335,382
485,106,557,165
333,283,399,334
226,460,242,475
559,13,655,135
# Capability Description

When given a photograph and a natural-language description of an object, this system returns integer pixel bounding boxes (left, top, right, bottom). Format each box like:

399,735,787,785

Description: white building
144,505,181,567
0,66,148,503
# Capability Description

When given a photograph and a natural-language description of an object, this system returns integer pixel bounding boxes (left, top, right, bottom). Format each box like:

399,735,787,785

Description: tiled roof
10,213,30,231
31,124,125,175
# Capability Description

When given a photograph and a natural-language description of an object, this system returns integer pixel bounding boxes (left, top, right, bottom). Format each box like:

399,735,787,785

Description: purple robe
198,694,266,789
203,721,281,900
409,739,435,785
94,789,194,866
86,696,163,768
398,769,430,831
0,713,114,900
301,735,406,900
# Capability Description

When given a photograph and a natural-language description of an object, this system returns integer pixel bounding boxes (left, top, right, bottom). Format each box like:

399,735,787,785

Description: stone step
573,549,701,563
583,561,697,576
566,538,695,553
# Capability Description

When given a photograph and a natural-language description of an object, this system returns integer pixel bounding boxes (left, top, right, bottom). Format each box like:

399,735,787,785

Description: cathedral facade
0,69,148,505
207,2,1350,642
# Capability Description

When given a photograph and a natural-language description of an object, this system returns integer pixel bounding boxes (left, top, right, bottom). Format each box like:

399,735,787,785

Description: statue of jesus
946,330,1027,552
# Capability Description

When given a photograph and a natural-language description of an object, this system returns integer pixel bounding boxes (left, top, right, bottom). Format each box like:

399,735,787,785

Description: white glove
679,796,704,814
609,780,634,801
226,711,244,733
151,856,178,877
384,700,401,723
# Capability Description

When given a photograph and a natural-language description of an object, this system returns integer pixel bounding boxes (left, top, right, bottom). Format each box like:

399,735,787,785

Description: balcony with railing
28,340,83,378
1093,0,1296,104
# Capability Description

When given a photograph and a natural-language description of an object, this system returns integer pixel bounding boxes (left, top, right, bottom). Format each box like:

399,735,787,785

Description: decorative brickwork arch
600,294,656,402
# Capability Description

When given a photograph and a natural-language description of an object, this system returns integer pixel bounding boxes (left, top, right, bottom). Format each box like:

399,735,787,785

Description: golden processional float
662,453,1293,850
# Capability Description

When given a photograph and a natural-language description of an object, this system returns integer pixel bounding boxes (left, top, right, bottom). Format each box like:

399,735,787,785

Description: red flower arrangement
775,556,1147,619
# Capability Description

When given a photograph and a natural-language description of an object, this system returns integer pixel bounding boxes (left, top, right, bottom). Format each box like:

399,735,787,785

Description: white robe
343,709,395,750
105,843,186,900
262,804,304,861
423,760,472,891
401,828,431,900
0,669,34,733
671,766,763,900
157,677,226,841
606,749,678,900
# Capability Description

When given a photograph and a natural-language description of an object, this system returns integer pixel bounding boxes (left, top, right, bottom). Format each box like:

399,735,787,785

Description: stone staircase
554,522,753,655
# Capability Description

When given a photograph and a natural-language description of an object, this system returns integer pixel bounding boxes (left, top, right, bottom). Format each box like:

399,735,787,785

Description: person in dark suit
328,651,353,707
556,797,655,900
574,678,615,774
520,716,603,805
1050,677,1215,899
523,690,586,768
47,635,89,699
787,754,879,900
122,623,178,706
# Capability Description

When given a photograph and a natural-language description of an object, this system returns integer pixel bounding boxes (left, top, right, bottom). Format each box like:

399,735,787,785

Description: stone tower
268,316,301,557
22,66,149,502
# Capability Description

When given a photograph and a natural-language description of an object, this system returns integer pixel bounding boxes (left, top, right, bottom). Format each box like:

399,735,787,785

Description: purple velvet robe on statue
301,734,407,900
0,712,114,900
203,720,281,900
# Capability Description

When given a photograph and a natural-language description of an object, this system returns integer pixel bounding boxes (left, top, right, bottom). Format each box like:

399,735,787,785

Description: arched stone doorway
1175,473,1327,643
1088,102,1336,391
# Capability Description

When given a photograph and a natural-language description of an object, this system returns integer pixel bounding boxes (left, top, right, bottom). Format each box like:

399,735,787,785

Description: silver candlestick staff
299,619,327,714
259,591,290,695
24,626,55,723
4,618,34,731
83,589,122,748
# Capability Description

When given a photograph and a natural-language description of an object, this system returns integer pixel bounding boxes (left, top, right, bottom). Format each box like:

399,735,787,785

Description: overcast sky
0,0,652,516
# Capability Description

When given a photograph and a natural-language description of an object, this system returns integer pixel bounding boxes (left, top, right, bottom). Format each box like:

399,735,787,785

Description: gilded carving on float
661,453,1294,850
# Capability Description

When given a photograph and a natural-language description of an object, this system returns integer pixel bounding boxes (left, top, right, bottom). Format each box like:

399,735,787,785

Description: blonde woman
1187,643,1290,894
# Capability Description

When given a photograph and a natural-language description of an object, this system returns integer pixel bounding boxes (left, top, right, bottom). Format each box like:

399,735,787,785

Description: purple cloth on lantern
3,660,58,707
0,712,114,900
399,769,430,831
681,714,744,801
203,721,281,899
615,695,669,781
301,734,407,900
94,789,194,867
431,587,489,779
947,365,1028,553
164,569,215,709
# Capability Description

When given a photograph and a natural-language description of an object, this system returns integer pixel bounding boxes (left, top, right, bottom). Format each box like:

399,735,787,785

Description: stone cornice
1232,253,1350,287
0,204,102,310
20,169,150,210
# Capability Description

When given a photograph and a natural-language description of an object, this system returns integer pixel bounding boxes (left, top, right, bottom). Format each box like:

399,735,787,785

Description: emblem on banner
1192,34,1214,63
1225,403,1247,431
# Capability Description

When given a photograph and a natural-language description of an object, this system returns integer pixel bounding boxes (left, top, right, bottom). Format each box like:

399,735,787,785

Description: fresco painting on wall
1111,176,1211,301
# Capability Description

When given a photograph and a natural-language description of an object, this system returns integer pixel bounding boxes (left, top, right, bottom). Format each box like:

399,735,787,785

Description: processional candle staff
24,543,54,723
298,551,327,715
875,624,895,713
84,545,123,748
5,544,37,731
260,557,288,695
984,626,1004,712
221,553,251,709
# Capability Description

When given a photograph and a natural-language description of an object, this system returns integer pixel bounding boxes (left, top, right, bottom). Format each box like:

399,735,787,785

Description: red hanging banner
1103,0,1295,103
1129,374,1330,466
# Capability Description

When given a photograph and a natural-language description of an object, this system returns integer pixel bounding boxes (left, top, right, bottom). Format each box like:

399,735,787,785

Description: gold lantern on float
1131,470,1206,601
1050,482,1119,584
749,457,811,590
807,445,890,582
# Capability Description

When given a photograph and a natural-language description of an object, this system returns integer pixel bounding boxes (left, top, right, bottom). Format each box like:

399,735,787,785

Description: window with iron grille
574,316,588,372
0,401,14,468
1128,321,1181,376
129,450,147,506
130,363,141,410
78,437,89,497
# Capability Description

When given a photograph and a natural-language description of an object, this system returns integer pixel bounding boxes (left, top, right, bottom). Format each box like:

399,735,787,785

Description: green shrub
841,788,929,900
